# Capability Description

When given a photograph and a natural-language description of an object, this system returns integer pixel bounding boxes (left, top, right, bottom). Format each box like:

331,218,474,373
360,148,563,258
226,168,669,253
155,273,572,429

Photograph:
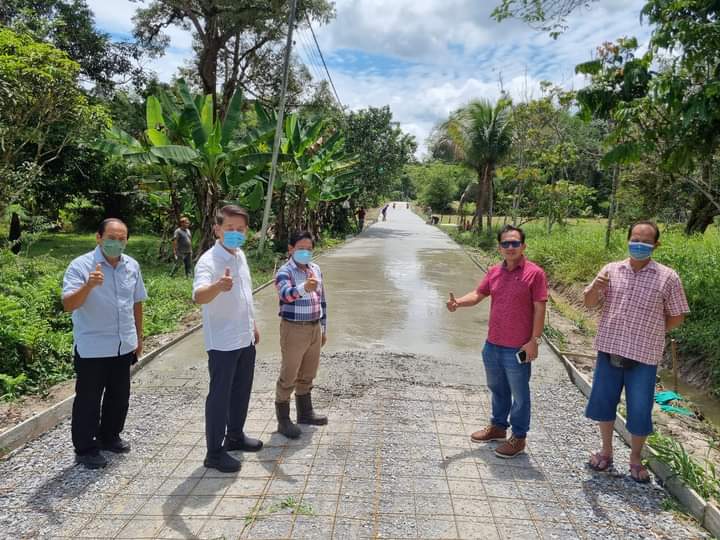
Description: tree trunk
474,166,489,232
9,211,21,254
195,176,220,254
199,34,222,114
276,185,287,247
486,163,495,233
685,193,719,234
605,165,620,250
512,183,521,226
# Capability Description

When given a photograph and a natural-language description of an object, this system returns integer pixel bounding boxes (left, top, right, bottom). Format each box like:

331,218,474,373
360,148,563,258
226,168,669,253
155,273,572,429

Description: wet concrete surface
0,205,710,539
149,205,489,376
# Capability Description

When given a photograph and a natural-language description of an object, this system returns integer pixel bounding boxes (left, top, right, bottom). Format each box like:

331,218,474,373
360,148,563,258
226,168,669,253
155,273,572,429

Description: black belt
608,353,640,370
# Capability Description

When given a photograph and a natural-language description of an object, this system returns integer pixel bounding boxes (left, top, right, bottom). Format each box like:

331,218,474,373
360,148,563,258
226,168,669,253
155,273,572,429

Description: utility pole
259,0,298,251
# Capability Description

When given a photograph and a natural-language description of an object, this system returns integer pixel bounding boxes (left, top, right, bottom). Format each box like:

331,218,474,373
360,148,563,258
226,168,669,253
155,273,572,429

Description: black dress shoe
76,451,107,469
100,437,131,453
204,451,241,473
225,435,264,452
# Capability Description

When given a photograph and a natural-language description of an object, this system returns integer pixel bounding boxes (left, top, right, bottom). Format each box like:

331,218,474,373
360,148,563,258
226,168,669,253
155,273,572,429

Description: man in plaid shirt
274,231,328,439
584,221,689,483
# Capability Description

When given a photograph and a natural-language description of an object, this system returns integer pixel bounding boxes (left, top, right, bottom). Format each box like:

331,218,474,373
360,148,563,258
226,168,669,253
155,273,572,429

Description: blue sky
87,0,651,156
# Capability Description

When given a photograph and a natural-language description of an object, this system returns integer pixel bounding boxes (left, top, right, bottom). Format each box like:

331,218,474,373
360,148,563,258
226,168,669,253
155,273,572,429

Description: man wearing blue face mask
63,218,147,469
193,205,262,473
274,231,328,439
584,220,689,483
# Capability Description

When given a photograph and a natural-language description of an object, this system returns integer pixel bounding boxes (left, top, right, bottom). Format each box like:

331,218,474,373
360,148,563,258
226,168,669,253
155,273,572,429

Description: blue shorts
585,351,657,437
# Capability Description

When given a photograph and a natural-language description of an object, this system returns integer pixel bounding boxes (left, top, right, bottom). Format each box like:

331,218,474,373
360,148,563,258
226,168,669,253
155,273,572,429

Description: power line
305,15,343,108
297,30,326,84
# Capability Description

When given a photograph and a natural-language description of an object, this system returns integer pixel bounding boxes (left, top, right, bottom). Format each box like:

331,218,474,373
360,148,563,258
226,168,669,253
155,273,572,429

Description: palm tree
434,98,513,232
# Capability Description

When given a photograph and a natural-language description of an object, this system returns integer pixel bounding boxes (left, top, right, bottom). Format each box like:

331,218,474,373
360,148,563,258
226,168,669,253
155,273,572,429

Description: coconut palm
434,98,513,232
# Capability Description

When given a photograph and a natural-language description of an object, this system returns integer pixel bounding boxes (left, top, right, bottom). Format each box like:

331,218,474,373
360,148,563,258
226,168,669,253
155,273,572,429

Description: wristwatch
534,337,542,345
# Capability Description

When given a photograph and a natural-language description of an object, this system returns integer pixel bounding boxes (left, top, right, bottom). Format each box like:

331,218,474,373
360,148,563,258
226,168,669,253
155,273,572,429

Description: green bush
0,230,338,398
0,234,262,398
0,250,74,396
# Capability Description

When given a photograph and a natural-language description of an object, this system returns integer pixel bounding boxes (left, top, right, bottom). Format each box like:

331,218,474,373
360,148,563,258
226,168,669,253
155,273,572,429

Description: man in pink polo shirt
447,225,547,458
584,220,689,483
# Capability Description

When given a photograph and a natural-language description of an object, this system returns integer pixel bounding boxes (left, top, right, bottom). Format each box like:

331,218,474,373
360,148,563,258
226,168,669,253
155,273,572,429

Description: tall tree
575,38,652,246
1,0,145,93
432,99,513,232
344,106,417,205
0,28,106,216
131,0,334,116
641,0,720,233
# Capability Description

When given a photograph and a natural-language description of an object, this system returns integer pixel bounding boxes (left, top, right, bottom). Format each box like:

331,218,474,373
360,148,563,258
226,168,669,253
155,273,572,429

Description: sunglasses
499,240,522,248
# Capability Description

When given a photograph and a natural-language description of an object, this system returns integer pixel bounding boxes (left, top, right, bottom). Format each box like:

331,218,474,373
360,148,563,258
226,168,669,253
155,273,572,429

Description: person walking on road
274,231,328,439
446,225,547,458
357,207,366,231
171,216,193,277
381,204,389,221
583,221,689,483
62,218,147,469
193,205,263,473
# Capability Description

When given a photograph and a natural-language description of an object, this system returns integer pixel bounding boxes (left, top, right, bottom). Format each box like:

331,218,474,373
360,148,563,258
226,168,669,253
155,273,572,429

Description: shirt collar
288,256,313,272
620,258,657,273
212,240,240,261
93,245,125,267
501,256,526,272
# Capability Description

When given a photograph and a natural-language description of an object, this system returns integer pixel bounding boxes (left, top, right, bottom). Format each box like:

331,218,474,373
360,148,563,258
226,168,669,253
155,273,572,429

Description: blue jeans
585,351,657,436
482,341,532,439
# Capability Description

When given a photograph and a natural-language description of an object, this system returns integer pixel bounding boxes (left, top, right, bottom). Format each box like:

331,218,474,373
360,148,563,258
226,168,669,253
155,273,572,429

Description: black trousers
71,350,134,455
206,345,256,455
171,252,193,277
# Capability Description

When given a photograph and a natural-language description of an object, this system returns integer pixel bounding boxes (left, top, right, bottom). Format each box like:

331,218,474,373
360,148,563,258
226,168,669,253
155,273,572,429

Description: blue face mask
223,231,246,249
628,241,654,261
293,249,312,265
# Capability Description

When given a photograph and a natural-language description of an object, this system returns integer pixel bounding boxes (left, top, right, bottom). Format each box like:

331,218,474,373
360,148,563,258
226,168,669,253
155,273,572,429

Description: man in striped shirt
274,231,328,439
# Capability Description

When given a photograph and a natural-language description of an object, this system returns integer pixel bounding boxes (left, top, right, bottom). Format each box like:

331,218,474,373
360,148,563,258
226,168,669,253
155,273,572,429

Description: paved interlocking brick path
0,350,708,539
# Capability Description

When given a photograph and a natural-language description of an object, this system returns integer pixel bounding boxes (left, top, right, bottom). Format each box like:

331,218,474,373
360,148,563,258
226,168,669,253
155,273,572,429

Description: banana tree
97,79,273,251
252,105,359,245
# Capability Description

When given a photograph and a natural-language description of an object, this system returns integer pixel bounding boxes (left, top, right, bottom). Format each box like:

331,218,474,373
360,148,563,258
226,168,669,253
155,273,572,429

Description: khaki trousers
276,319,322,403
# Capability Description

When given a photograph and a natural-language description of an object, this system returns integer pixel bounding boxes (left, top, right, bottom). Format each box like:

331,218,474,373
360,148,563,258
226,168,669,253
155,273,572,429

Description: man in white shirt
193,205,262,473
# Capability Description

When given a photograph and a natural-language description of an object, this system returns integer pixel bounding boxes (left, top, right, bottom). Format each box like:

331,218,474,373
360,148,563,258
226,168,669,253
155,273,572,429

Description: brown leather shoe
470,425,507,443
494,435,526,458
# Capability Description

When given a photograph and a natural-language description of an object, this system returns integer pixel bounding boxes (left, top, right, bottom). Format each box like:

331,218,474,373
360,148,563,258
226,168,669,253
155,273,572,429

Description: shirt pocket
117,268,138,306
637,285,663,313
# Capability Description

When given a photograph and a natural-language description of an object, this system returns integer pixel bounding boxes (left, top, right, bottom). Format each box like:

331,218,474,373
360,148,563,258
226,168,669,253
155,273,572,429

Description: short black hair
216,204,249,226
289,230,315,247
497,225,525,243
97,218,128,237
628,220,660,243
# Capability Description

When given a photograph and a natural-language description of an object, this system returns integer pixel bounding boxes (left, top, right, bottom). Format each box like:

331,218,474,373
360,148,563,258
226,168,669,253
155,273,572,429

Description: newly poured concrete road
0,206,708,539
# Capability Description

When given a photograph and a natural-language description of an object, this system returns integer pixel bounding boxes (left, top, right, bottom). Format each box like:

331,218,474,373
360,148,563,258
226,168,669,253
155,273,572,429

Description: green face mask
101,239,126,258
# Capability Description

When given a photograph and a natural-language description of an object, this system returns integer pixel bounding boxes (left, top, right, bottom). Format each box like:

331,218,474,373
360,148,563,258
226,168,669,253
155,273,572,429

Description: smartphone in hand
516,350,528,364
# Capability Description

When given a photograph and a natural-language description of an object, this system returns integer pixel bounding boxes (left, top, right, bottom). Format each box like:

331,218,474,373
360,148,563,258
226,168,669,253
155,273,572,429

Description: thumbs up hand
593,270,610,293
305,269,319,293
217,267,233,292
446,291,458,312
88,263,104,288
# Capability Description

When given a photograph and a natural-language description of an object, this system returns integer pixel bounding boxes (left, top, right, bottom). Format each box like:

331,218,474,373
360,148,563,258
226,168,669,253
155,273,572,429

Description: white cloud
310,0,652,156
87,0,653,158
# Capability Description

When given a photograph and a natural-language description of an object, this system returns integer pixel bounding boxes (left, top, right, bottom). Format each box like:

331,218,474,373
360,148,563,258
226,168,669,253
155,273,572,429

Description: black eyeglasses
499,240,522,248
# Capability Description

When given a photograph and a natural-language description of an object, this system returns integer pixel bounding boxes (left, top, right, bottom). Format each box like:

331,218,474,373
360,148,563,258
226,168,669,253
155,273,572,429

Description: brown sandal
629,463,651,483
588,452,613,472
